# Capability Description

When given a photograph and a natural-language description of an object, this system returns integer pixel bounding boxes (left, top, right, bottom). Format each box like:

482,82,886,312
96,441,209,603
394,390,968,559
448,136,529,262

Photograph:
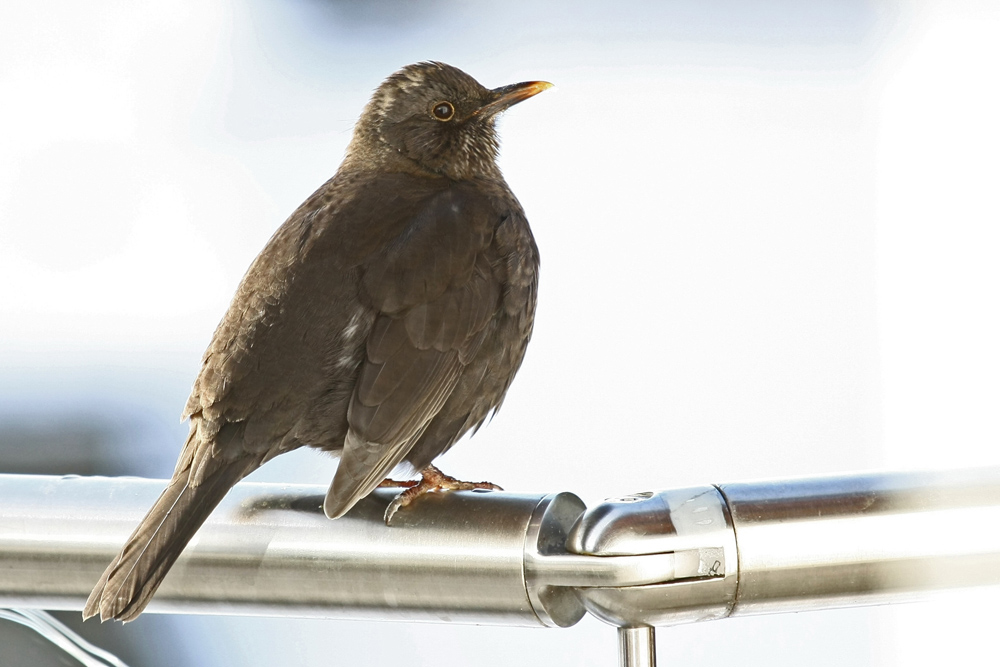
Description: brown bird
83,62,550,622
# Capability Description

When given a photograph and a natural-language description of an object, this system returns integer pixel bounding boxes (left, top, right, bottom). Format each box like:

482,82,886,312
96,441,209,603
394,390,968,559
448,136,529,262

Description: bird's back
184,170,537,474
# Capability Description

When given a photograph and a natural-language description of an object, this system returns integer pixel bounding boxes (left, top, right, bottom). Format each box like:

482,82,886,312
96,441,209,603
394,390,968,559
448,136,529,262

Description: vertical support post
618,626,656,667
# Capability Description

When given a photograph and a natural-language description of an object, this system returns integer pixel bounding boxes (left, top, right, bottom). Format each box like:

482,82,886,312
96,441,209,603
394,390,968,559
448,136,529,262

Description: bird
83,61,551,622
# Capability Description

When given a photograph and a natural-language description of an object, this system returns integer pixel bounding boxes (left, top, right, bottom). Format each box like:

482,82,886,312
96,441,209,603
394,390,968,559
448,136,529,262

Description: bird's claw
383,495,408,525
383,465,503,525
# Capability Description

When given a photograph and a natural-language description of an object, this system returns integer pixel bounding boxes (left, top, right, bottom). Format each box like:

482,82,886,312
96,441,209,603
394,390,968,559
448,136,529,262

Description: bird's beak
477,80,553,117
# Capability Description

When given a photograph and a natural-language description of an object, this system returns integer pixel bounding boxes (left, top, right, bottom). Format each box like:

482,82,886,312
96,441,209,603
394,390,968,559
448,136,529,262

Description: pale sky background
1,1,998,665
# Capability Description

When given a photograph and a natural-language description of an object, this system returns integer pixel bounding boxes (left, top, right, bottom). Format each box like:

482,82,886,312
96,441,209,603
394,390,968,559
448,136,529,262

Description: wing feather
324,187,502,517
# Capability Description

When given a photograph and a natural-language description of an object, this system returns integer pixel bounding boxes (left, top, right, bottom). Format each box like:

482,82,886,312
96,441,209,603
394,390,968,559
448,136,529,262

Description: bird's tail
83,458,254,622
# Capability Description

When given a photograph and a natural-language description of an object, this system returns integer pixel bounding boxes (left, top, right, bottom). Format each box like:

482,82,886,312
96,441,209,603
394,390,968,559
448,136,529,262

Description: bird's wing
181,173,467,465
323,185,500,518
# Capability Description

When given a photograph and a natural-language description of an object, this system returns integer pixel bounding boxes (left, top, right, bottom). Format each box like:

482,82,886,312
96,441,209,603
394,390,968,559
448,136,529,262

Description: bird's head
350,62,552,181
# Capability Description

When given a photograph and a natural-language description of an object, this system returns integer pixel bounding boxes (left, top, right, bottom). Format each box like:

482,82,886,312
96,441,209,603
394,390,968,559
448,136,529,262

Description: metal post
618,626,656,667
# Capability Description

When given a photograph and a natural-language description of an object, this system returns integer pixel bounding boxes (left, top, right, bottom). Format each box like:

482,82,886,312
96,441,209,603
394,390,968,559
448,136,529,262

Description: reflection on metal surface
2,468,999,667
719,468,1000,615
0,474,583,626
566,486,739,628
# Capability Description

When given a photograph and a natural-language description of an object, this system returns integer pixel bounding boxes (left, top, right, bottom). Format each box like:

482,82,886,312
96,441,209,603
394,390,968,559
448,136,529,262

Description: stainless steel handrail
2,468,998,667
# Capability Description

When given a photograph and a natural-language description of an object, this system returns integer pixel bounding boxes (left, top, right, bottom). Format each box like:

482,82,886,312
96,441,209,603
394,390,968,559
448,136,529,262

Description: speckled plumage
84,62,549,622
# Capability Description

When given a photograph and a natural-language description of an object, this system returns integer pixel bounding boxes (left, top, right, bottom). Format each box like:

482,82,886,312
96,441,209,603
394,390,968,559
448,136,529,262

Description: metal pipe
719,467,1000,615
618,627,656,667
2,468,999,631
565,468,1000,627
0,474,586,626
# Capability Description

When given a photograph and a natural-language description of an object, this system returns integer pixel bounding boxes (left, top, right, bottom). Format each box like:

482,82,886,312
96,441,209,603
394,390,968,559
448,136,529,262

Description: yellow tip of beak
481,80,554,116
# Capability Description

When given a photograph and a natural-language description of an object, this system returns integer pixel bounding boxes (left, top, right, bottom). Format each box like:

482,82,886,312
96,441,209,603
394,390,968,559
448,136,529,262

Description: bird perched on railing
84,61,551,622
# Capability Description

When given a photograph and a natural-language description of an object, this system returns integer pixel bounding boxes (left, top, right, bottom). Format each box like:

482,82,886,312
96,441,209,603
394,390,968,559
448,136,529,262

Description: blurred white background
1,0,998,665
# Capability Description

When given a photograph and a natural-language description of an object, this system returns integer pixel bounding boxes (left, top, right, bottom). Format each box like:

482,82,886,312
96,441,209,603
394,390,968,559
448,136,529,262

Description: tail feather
83,460,252,622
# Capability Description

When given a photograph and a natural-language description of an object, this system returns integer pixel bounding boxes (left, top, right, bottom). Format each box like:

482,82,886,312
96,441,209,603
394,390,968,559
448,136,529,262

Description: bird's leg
383,464,503,524
376,478,419,489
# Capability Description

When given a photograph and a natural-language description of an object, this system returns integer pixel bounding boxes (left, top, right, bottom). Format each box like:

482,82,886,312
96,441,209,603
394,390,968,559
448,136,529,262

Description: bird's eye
432,101,455,121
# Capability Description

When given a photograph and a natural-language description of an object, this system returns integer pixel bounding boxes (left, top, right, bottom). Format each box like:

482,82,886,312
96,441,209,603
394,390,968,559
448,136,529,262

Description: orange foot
384,464,503,524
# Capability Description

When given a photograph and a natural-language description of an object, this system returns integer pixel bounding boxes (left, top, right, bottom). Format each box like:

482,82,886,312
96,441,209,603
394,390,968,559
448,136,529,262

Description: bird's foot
383,464,502,524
